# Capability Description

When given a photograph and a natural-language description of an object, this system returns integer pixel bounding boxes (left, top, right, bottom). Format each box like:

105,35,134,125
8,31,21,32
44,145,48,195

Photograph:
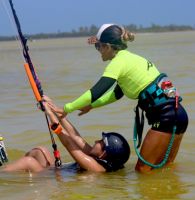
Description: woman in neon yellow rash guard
45,24,188,173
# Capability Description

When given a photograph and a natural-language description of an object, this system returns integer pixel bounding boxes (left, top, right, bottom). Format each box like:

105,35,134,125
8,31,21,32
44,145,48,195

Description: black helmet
102,132,130,167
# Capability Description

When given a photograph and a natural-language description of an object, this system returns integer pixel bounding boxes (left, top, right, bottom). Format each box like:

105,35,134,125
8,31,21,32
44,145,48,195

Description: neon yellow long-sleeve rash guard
64,50,160,113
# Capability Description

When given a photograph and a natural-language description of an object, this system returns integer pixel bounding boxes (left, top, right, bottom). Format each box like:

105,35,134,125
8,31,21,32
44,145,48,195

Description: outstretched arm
91,84,124,108
56,130,105,172
59,117,92,154
43,98,92,153
77,78,124,115
48,77,122,117
63,77,117,113
43,101,105,172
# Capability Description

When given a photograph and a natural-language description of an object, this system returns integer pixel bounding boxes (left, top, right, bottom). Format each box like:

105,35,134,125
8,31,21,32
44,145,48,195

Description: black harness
135,73,181,147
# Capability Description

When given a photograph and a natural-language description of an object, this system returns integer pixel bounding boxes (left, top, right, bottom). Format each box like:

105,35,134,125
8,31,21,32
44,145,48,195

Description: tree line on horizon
0,23,194,41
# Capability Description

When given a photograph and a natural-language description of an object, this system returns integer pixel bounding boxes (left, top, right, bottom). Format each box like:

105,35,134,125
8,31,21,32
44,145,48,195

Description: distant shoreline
0,24,194,41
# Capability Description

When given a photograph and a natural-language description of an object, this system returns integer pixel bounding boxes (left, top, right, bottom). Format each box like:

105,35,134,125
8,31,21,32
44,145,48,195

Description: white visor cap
96,24,114,40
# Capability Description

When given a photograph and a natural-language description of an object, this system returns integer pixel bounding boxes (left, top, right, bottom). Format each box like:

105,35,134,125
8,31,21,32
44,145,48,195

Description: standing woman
48,24,188,172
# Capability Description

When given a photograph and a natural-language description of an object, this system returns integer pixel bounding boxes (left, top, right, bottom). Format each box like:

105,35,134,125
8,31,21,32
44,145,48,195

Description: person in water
46,24,188,172
1,99,130,173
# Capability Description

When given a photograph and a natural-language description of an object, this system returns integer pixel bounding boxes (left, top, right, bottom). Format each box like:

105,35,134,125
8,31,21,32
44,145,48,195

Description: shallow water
0,31,195,199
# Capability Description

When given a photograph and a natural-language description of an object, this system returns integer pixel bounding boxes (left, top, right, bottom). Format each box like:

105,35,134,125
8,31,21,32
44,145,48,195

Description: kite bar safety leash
5,0,62,167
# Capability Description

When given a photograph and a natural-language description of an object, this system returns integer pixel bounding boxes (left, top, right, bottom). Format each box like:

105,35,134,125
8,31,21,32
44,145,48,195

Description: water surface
0,31,195,199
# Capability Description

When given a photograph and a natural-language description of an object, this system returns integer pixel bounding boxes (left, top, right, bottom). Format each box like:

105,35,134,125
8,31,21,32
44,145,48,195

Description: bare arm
59,117,92,154
57,129,105,172
43,100,105,172
43,96,92,154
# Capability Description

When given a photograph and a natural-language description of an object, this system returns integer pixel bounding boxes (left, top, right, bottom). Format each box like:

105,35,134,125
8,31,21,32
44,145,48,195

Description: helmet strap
98,151,107,159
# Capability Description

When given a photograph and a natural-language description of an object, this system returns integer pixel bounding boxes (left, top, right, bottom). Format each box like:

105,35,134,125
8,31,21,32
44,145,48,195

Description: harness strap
134,105,144,148
133,120,176,168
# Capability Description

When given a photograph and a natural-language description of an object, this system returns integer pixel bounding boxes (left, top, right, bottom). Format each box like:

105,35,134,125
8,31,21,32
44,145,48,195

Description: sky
0,0,195,36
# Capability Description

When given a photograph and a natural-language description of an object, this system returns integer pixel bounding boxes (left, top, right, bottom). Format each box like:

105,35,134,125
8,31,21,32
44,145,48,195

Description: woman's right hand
42,95,67,119
49,104,67,119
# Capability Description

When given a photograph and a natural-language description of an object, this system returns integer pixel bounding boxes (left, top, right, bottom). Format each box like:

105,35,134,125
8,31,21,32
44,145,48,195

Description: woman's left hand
78,105,92,116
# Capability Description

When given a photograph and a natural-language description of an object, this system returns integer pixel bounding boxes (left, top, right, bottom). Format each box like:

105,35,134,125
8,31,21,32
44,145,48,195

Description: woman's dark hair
99,25,134,50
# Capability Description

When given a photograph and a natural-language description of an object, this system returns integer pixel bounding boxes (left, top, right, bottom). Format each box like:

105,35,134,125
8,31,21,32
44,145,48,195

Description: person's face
90,139,106,158
95,42,115,61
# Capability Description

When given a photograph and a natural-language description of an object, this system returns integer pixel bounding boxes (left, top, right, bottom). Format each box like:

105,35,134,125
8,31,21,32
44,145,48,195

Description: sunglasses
95,42,111,51
95,42,101,51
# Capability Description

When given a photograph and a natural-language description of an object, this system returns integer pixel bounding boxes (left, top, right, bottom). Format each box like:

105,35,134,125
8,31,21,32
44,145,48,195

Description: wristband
50,123,62,135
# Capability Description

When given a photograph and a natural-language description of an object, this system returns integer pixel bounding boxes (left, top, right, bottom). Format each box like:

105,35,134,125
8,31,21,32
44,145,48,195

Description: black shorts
146,103,188,134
